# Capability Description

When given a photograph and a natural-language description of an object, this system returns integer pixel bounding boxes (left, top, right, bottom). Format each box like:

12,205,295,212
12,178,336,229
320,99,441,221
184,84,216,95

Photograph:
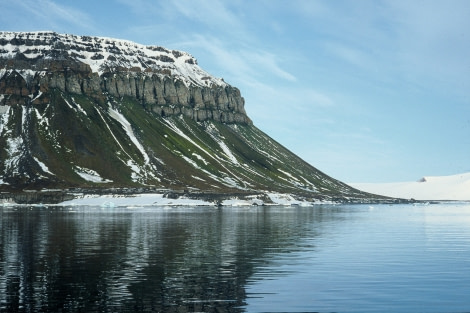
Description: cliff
0,31,385,203
0,31,250,124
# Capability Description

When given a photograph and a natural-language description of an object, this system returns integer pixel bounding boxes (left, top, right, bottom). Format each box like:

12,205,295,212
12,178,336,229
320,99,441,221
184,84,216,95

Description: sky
0,0,469,183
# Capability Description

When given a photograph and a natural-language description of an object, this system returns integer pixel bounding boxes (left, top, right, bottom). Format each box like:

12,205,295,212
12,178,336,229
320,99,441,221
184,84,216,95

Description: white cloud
173,35,297,87
0,0,95,32
386,0,470,94
297,0,469,98
323,41,372,70
302,89,334,107
240,50,297,82
171,0,243,30
117,0,247,37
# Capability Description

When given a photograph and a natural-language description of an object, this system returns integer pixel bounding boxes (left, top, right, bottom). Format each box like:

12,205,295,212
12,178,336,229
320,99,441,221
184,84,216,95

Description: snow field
351,172,470,201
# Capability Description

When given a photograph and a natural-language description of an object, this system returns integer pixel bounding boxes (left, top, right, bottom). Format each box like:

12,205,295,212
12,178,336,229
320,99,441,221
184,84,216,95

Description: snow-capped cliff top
0,31,226,87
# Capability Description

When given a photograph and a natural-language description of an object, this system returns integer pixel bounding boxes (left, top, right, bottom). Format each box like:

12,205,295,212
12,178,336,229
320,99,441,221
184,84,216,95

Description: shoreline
1,188,415,207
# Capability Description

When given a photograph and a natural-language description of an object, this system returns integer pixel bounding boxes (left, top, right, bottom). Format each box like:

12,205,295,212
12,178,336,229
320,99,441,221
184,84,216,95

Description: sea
1,202,469,312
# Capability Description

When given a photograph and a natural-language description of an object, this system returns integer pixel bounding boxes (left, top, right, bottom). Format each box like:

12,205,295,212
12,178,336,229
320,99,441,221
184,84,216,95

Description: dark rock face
0,62,251,125
101,72,249,124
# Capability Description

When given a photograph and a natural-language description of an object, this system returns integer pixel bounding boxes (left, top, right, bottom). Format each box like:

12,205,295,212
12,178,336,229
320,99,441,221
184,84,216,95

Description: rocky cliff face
0,31,250,124
0,31,383,203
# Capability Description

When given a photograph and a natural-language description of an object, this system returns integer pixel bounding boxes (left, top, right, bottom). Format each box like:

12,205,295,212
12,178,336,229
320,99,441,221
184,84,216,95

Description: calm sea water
1,203,469,312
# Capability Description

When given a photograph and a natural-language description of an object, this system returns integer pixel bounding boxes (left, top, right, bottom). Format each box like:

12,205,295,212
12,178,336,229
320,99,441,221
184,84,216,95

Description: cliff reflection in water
0,206,341,312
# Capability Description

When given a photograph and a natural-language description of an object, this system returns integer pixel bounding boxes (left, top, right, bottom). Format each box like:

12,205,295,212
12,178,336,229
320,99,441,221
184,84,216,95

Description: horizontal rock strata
0,32,251,124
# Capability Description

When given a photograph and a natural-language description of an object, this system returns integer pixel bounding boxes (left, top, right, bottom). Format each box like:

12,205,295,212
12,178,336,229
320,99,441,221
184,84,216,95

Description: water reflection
0,206,344,312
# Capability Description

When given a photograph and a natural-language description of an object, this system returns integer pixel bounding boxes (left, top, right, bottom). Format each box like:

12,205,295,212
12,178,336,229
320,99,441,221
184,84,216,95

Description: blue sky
1,0,469,183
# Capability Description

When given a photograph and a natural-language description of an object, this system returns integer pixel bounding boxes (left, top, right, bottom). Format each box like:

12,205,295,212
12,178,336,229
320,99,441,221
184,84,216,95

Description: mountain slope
0,31,384,202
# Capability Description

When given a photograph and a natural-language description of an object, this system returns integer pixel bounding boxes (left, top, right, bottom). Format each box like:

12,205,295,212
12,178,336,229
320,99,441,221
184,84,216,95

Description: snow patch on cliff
0,31,227,88
33,157,54,175
108,107,150,164
74,166,112,183
4,137,24,175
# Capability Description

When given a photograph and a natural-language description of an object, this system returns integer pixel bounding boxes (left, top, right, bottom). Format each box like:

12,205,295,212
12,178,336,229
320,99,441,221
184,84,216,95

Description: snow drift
351,172,470,201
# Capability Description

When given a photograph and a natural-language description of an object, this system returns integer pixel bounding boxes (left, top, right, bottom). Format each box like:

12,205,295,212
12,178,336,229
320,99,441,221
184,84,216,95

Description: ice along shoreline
0,188,410,207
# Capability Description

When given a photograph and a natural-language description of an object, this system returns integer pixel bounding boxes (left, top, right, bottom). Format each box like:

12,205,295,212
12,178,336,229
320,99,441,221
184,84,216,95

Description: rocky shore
0,188,413,206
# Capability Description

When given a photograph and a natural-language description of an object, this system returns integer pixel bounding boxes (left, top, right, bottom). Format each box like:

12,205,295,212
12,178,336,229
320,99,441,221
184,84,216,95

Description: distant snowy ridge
0,31,226,87
350,172,470,201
